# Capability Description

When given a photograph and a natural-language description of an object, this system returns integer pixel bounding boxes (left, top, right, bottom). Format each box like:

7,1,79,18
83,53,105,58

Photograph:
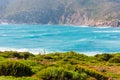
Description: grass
0,51,120,80
0,76,38,80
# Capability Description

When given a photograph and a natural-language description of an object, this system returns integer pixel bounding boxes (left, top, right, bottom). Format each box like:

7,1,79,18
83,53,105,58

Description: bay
0,24,120,55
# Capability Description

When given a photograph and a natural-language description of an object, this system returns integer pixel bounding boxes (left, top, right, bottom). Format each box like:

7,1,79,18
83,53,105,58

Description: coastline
0,23,116,29
0,21,119,28
0,48,119,56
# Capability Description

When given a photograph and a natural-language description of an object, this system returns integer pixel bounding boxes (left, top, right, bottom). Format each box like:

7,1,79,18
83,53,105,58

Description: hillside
0,0,120,27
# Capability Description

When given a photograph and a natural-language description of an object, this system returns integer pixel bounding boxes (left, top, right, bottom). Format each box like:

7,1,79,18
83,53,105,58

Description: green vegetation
95,53,113,61
36,67,87,80
0,51,120,80
0,60,33,77
0,76,37,80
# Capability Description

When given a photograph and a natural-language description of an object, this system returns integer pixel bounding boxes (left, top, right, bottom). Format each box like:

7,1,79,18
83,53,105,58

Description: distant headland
0,0,120,27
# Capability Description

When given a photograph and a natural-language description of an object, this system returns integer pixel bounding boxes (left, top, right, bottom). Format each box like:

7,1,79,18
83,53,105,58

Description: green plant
0,76,38,80
0,60,33,77
95,54,112,61
0,51,34,59
75,66,109,80
36,67,87,80
109,57,120,63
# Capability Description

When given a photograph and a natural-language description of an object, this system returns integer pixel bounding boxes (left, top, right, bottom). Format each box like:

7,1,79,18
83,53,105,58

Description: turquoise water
0,24,120,54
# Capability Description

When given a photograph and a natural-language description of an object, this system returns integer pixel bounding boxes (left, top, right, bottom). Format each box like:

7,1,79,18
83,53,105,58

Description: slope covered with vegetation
0,51,120,80
0,0,120,27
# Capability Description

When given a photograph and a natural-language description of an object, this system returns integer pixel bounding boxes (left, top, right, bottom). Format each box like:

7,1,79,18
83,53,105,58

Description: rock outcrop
0,0,120,27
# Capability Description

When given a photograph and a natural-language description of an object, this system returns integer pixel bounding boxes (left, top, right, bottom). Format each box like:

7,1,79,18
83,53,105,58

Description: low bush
36,67,87,80
0,51,34,59
109,57,120,63
0,60,33,77
0,76,38,80
75,66,109,80
95,54,112,61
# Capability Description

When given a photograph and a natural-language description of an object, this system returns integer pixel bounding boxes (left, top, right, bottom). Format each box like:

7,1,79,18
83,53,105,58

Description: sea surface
0,24,120,55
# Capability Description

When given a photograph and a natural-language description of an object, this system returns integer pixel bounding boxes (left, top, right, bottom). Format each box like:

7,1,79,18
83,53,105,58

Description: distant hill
0,0,120,27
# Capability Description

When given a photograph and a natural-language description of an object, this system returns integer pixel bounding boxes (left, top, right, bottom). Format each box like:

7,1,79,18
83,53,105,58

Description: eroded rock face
90,20,120,27
117,20,120,27
58,9,120,27
59,12,120,27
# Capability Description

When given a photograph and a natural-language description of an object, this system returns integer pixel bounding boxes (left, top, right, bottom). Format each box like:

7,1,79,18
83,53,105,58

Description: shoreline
0,23,117,28
0,49,119,56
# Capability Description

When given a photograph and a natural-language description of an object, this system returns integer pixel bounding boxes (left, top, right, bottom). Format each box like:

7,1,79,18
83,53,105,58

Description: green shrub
95,54,112,61
0,60,33,77
62,51,88,61
0,56,5,61
109,57,120,63
19,60,40,66
0,51,34,59
0,76,38,80
36,67,87,80
75,66,109,80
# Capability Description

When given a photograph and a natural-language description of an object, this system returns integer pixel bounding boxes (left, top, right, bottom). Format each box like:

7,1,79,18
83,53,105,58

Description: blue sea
0,24,120,55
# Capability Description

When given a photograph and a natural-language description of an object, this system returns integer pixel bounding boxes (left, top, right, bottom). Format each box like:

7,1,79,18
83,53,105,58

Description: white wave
0,47,52,54
78,51,103,56
0,47,28,52
76,38,88,42
39,31,62,36
69,25,89,28
0,34,9,37
79,51,119,56
95,26,111,28
72,25,89,27
93,30,120,33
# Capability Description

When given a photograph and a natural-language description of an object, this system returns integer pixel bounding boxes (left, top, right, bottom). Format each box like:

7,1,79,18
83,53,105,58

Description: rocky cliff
0,0,120,27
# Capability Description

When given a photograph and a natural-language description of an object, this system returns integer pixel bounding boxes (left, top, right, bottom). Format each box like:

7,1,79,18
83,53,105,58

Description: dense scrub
36,67,87,80
0,51,120,80
0,51,34,59
0,60,33,77
0,76,37,80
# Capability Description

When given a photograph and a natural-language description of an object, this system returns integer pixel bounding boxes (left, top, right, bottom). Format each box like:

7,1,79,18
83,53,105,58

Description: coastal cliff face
59,11,120,27
0,0,120,27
